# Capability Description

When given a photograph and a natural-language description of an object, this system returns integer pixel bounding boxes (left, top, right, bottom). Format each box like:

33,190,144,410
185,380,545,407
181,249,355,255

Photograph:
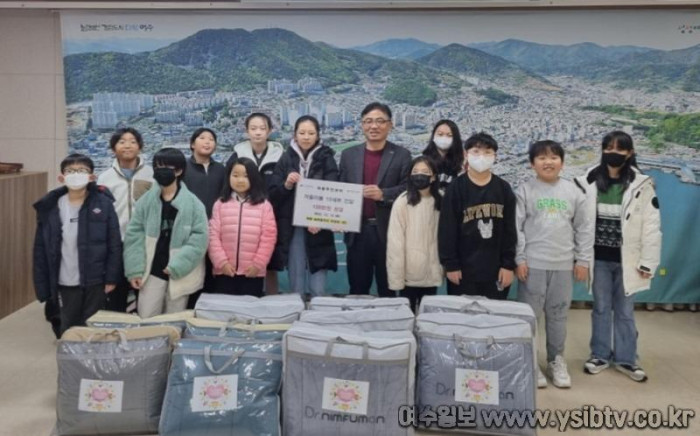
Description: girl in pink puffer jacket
208,157,277,296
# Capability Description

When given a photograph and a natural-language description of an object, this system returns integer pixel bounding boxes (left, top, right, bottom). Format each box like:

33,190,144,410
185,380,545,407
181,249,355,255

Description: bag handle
339,304,377,311
204,345,244,374
459,301,492,315
86,329,129,350
324,336,369,360
218,318,261,337
454,334,495,360
460,295,487,301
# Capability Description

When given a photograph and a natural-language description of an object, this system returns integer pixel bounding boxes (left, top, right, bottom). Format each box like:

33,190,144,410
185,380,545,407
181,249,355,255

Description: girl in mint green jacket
123,148,209,317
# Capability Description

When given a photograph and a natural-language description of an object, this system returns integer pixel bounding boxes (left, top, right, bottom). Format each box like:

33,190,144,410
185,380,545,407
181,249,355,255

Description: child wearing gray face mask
386,156,444,313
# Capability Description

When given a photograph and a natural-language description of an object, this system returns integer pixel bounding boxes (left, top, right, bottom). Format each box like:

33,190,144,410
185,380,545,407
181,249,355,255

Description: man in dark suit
339,102,412,296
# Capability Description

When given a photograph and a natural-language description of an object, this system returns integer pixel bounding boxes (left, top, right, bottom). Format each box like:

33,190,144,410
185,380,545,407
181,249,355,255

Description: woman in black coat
269,115,338,298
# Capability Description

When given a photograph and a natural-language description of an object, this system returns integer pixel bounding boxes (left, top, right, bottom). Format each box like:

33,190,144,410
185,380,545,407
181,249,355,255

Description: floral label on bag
455,368,499,405
321,377,370,415
191,375,238,412
78,379,124,413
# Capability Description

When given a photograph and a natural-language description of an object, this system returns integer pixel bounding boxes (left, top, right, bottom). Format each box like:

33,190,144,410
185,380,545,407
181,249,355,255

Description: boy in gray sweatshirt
515,140,593,389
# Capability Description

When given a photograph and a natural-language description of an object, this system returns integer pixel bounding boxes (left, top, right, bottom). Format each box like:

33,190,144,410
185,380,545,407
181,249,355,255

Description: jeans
288,227,326,297
590,260,638,366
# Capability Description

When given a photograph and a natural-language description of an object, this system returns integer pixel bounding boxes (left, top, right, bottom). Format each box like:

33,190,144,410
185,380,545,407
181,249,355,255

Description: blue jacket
32,183,122,302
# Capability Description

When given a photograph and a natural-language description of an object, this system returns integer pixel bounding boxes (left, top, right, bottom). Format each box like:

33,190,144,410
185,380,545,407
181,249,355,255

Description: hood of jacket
233,140,284,168
110,156,147,177
581,164,650,190
290,139,322,177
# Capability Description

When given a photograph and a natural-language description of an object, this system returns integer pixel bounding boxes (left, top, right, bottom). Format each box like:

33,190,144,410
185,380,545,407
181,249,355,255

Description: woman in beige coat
387,156,444,313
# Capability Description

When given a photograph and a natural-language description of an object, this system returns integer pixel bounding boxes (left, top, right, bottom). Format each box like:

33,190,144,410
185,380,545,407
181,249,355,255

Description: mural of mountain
581,44,700,90
469,39,655,74
64,28,459,103
470,39,700,90
64,52,215,103
352,38,442,60
417,43,550,86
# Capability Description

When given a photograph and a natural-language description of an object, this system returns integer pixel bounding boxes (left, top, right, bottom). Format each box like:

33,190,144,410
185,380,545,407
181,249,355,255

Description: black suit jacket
339,141,412,246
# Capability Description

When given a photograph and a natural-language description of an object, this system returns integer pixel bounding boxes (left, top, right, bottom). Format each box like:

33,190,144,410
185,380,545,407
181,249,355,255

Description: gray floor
1,302,698,436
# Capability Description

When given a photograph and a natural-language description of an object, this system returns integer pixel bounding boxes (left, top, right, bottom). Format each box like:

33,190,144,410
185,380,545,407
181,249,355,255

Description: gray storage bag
184,317,290,341
416,313,536,436
195,293,305,324
298,305,415,331
309,295,410,311
159,337,283,436
283,325,416,436
55,326,180,436
86,310,194,335
418,295,537,335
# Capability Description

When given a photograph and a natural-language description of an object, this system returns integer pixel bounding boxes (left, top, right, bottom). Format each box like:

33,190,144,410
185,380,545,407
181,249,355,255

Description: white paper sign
292,178,364,233
78,379,124,413
191,375,239,412
455,368,500,405
321,377,370,415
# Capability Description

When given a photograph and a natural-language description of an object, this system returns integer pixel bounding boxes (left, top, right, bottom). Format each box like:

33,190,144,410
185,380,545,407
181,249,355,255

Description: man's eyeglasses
361,118,390,127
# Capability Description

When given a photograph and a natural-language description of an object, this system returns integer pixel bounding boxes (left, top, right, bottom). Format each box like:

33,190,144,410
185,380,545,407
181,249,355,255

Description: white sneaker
537,367,548,388
547,355,572,388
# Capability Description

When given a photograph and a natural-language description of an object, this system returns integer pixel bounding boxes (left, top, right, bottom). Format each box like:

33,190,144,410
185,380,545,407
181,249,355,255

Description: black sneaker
583,357,609,374
615,363,648,382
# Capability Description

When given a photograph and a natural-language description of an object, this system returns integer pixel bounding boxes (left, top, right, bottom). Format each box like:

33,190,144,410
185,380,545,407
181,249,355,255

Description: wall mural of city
61,10,700,302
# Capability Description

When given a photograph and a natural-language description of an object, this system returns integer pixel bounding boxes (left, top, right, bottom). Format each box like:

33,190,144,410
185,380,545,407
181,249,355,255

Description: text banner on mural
292,179,363,233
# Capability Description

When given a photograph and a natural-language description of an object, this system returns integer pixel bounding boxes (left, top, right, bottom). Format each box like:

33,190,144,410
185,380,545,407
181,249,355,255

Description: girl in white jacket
387,156,444,313
576,131,662,382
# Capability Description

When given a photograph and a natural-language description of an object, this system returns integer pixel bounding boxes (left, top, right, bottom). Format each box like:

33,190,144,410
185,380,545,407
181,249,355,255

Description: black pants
58,284,107,336
213,275,264,297
44,299,62,339
401,286,437,314
447,279,510,300
104,276,130,312
347,223,391,297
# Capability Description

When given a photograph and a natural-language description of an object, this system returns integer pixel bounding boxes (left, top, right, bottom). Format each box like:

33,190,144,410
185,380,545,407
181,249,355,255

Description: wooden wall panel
0,172,47,319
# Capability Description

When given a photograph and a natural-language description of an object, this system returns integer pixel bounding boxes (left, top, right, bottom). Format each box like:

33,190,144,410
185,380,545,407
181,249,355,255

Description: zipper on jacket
126,164,144,221
118,161,143,222
235,199,245,273
127,178,133,220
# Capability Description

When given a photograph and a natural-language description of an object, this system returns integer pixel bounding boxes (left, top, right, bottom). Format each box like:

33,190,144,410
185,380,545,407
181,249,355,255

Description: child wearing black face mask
123,148,209,317
386,156,444,313
575,131,662,383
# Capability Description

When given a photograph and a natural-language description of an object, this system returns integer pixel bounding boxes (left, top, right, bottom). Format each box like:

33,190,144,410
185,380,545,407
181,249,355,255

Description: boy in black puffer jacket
33,154,122,336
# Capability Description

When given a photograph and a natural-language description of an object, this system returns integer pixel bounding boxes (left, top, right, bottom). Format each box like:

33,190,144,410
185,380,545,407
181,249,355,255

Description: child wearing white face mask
33,154,122,336
422,120,464,192
438,132,517,300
